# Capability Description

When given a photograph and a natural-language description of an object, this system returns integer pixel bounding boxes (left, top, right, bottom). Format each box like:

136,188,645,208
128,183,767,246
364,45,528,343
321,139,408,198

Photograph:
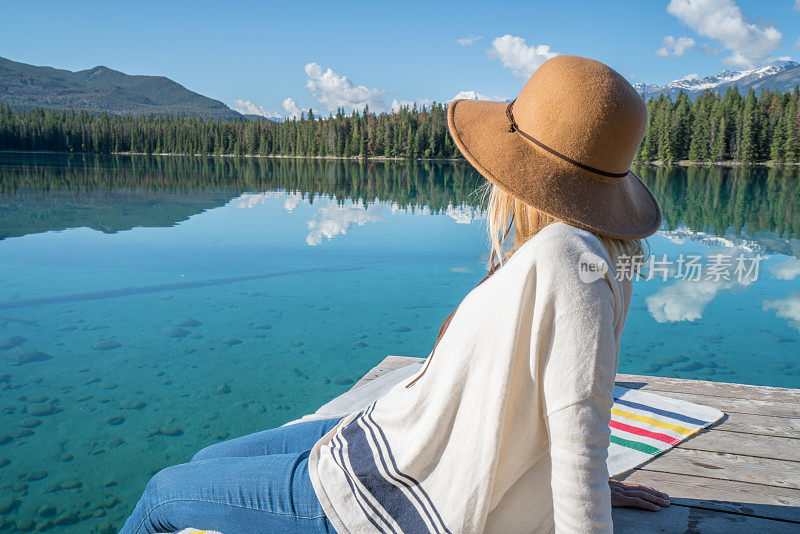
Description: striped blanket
607,385,723,476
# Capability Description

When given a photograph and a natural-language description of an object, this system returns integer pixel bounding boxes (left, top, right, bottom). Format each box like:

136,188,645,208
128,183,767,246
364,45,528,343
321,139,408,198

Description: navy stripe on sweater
341,412,431,533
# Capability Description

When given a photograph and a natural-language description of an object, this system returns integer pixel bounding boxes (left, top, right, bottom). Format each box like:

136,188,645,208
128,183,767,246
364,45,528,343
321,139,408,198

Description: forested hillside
1,86,799,163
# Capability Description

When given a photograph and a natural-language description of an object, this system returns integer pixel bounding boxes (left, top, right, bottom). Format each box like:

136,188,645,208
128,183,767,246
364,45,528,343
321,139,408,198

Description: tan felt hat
447,55,662,239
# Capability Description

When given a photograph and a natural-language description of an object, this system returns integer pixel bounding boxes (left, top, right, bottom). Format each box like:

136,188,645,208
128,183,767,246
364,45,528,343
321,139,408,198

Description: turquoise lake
0,153,799,532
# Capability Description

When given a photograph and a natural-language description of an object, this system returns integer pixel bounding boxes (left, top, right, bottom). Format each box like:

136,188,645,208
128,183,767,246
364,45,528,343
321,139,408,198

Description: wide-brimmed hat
448,55,662,239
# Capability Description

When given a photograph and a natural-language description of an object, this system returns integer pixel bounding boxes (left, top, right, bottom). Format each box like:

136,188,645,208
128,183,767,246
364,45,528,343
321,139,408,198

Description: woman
121,55,669,534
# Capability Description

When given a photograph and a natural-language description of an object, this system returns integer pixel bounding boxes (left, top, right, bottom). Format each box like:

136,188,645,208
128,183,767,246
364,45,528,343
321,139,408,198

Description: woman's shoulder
517,221,610,264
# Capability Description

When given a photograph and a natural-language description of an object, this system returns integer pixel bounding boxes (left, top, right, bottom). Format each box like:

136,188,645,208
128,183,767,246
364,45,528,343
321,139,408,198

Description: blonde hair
480,182,647,271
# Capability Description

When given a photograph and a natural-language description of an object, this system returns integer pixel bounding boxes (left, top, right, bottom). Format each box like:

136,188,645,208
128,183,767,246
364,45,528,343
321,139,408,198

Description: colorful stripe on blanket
606,385,724,477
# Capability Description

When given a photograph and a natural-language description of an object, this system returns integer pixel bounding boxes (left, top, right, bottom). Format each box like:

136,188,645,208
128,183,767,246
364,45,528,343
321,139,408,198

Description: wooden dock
351,356,800,533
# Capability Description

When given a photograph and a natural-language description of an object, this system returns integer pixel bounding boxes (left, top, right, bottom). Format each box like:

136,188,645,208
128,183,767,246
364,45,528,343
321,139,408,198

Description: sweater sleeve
547,396,613,533
534,233,620,532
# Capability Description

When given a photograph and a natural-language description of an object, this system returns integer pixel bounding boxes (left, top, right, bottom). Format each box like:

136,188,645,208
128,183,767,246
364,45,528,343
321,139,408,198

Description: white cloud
304,62,387,113
682,73,700,81
282,97,302,119
770,259,800,280
645,248,758,323
305,198,384,246
647,278,733,323
283,193,304,212
764,292,800,332
666,0,782,68
231,99,282,119
457,35,483,46
487,35,559,78
796,0,800,11
445,203,481,224
655,35,696,57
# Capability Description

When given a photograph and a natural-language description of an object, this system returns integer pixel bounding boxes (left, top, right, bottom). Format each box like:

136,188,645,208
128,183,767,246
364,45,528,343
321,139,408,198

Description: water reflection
2,154,799,252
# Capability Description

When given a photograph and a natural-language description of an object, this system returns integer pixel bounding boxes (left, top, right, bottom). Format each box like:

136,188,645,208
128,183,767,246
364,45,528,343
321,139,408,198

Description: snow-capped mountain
450,91,512,102
634,60,800,99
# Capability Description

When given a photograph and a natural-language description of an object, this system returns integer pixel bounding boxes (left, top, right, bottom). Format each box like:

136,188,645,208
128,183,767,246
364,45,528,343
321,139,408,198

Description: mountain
0,56,241,120
634,60,800,99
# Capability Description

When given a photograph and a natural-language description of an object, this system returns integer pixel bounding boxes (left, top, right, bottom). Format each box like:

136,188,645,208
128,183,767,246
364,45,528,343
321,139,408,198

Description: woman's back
309,222,633,534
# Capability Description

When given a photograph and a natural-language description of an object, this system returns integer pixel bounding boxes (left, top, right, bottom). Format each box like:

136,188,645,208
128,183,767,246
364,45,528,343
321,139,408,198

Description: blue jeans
120,417,344,534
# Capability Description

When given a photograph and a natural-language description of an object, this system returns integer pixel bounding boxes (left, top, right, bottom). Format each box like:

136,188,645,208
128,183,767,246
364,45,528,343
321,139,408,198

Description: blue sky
2,0,800,117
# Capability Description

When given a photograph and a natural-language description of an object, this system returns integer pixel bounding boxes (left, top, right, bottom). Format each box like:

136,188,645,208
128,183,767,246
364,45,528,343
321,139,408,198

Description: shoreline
2,149,799,166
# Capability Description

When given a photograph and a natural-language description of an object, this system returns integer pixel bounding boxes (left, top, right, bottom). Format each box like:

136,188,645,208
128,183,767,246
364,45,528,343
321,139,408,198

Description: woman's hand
609,478,670,511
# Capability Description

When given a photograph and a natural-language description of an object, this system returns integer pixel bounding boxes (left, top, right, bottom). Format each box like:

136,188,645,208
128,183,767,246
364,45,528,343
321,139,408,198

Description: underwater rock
57,479,82,489
0,435,11,445
292,341,304,347
152,425,183,437
173,318,202,327
254,324,273,330
53,511,80,526
93,340,122,351
216,384,231,395
27,395,48,403
28,403,60,416
333,377,355,385
0,498,21,514
37,505,56,517
221,338,242,346
293,368,310,379
393,326,412,333
108,438,124,449
17,429,34,438
106,416,125,426
318,306,331,311
59,453,73,462
36,520,54,531
120,400,146,410
658,355,690,366
161,327,189,338
18,417,41,428
100,496,119,509
674,362,705,372
11,351,52,365
354,342,368,347
0,458,9,468
0,335,26,350
15,518,35,531
25,470,48,481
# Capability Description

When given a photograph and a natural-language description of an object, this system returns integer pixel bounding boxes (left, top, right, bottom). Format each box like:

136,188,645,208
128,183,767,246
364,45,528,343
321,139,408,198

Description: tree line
1,85,799,163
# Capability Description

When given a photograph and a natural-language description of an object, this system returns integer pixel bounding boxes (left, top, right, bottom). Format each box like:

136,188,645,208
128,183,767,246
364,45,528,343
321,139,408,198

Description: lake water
0,153,798,532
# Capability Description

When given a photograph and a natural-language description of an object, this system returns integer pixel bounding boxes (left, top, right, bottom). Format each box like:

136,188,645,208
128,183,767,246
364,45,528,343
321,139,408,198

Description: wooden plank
640,448,800,489
612,503,799,533
616,373,800,403
619,470,800,523
351,355,422,389
707,411,800,439
676,429,800,462
641,389,800,419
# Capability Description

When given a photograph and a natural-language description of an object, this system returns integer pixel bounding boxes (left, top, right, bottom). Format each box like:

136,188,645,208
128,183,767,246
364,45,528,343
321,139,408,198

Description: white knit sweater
308,221,633,533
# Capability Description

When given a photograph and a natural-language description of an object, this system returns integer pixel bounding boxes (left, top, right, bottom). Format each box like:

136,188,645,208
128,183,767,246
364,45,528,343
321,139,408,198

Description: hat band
505,100,628,180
